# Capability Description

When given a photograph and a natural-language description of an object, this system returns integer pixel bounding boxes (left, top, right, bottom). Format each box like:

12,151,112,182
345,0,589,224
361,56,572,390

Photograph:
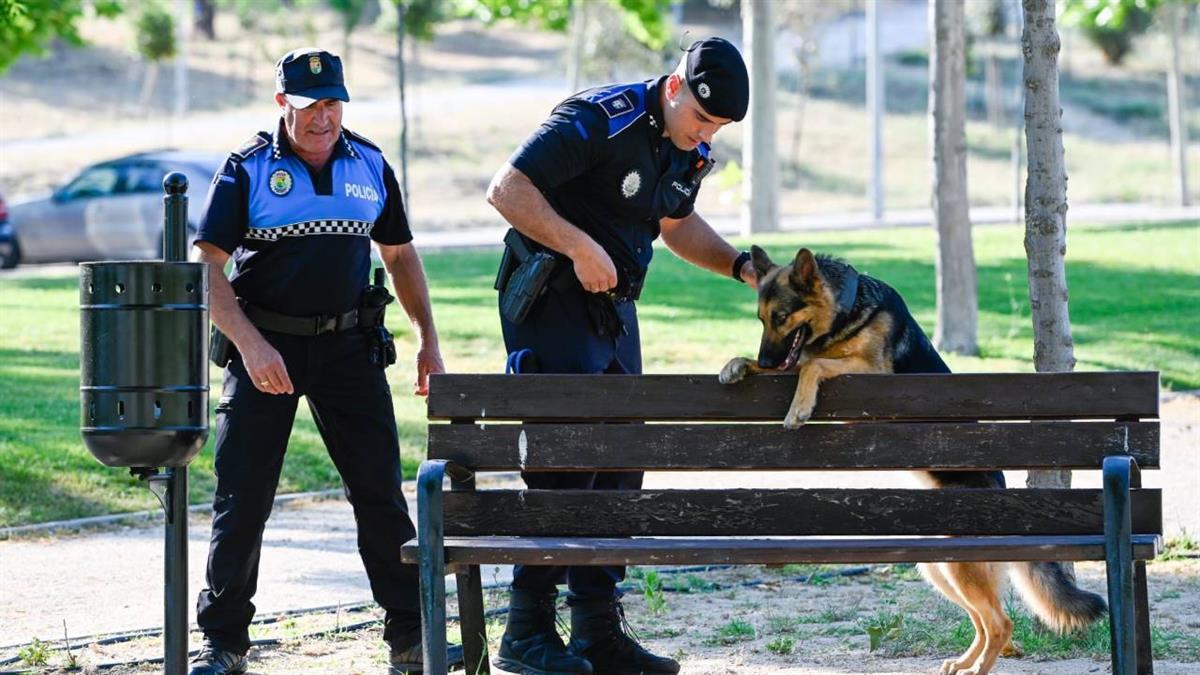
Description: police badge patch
697,82,711,99
269,169,293,196
309,55,322,74
620,170,641,199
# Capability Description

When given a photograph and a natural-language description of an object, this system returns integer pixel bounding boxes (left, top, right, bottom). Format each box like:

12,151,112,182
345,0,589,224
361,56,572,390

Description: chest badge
269,169,293,196
697,82,711,99
620,170,642,199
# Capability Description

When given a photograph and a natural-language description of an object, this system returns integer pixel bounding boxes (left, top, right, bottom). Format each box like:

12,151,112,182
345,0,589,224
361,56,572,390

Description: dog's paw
782,407,812,429
719,357,753,385
939,659,970,675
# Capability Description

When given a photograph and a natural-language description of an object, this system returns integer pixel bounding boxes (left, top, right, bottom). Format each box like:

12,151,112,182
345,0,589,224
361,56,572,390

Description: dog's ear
750,245,775,280
790,248,819,289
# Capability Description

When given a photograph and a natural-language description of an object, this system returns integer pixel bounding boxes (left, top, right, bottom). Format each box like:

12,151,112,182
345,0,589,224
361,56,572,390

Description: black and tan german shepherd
719,246,1106,675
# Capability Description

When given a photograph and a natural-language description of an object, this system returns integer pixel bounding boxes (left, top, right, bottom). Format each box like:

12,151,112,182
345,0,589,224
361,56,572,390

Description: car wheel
0,238,20,269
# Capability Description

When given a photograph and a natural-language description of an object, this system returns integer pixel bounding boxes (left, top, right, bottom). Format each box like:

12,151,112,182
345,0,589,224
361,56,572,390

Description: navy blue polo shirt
510,77,711,278
197,120,411,317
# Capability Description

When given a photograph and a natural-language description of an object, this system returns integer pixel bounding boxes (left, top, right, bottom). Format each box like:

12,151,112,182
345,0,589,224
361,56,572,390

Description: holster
210,326,236,368
497,229,559,324
360,268,397,369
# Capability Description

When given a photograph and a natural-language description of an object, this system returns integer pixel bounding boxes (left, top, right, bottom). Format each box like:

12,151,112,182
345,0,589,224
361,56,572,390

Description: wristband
731,251,751,283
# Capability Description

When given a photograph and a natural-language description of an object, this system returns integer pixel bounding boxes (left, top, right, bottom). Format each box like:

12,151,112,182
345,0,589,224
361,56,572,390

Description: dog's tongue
778,328,805,371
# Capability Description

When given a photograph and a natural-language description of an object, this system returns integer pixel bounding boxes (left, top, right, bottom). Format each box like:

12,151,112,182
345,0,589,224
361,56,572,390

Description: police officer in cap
487,37,756,675
189,48,459,674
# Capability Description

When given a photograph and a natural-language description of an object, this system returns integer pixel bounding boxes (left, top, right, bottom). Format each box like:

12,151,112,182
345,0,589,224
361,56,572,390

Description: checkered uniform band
245,219,373,242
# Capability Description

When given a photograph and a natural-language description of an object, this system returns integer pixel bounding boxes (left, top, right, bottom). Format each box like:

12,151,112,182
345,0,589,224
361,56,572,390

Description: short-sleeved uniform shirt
197,120,411,317
509,76,712,283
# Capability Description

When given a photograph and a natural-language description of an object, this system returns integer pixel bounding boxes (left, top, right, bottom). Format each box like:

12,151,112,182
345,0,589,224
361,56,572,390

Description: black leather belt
241,301,359,336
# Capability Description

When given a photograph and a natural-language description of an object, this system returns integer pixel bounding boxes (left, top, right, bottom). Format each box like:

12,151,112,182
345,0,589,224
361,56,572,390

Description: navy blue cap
275,48,349,108
684,37,749,122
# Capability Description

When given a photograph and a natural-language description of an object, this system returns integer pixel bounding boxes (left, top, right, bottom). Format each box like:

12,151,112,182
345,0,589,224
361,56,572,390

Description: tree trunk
1166,1,1191,207
740,0,779,234
139,61,160,113
396,3,410,209
567,0,589,93
866,0,885,222
194,0,216,40
930,0,978,356
1021,0,1074,492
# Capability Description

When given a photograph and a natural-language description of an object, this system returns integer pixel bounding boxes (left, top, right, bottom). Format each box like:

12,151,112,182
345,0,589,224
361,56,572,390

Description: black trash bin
79,260,209,467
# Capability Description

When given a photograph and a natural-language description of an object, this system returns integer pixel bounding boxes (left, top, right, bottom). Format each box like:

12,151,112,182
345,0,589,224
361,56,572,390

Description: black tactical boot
495,588,594,675
566,595,679,675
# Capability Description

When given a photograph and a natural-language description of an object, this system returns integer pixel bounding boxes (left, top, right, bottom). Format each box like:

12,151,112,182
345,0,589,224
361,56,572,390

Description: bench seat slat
399,535,1162,566
428,372,1160,421
443,488,1162,537
429,421,1159,471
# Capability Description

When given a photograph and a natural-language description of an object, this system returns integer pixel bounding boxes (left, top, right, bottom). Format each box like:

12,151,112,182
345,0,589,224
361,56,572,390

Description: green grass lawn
0,219,1196,527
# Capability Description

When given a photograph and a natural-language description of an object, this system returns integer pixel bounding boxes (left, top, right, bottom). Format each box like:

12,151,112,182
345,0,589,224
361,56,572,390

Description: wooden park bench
400,371,1162,675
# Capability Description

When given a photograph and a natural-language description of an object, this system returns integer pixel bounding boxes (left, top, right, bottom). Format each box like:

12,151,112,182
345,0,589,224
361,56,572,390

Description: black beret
275,48,349,108
685,37,749,122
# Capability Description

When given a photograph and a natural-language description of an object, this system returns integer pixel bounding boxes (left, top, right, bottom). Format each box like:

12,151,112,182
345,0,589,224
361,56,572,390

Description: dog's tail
1009,561,1107,633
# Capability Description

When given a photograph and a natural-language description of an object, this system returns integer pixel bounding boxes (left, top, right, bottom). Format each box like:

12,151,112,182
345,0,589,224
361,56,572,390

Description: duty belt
503,229,644,303
241,301,359,336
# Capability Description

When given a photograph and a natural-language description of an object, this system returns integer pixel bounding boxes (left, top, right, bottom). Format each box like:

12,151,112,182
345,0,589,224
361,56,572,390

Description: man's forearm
201,253,267,352
487,164,594,258
384,245,438,344
661,211,741,277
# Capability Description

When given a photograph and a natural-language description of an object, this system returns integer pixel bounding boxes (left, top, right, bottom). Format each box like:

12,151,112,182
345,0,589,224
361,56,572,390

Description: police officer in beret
189,48,459,675
486,37,757,675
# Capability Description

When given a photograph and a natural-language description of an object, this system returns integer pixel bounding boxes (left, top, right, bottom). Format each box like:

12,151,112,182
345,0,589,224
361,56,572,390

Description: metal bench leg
457,565,490,674
1103,455,1136,675
1134,560,1153,674
419,461,449,675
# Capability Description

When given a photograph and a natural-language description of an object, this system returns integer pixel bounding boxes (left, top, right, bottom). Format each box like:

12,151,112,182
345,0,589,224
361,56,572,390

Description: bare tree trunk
741,0,779,234
139,61,160,113
789,51,810,179
986,53,1004,127
1166,1,1192,207
1022,0,1074,492
567,0,589,93
930,0,978,356
396,2,410,208
867,0,885,222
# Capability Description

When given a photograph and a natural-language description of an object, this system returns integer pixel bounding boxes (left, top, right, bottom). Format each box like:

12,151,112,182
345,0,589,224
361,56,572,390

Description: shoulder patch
579,83,647,139
596,90,637,119
342,128,380,151
231,133,269,162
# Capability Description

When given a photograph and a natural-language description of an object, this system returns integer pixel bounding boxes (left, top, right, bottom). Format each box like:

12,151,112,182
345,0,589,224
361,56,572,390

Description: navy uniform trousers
500,286,642,600
195,329,420,654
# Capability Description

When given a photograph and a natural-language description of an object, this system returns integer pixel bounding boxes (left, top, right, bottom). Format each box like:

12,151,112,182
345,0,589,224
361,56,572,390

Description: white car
8,150,223,266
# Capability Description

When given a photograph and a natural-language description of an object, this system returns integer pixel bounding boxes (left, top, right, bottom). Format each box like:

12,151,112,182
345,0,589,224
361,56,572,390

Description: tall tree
930,0,978,356
1164,0,1192,206
741,0,779,234
391,0,445,207
1022,0,1074,492
134,1,177,112
866,0,885,222
0,0,122,73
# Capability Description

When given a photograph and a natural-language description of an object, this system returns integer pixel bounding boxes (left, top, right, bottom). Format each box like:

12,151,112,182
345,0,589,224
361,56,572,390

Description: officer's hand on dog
738,260,758,289
570,240,618,293
242,339,295,395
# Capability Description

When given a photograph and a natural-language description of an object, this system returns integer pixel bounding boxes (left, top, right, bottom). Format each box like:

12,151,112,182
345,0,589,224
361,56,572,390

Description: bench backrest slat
442,488,1162,537
428,372,1160,421
428,421,1159,471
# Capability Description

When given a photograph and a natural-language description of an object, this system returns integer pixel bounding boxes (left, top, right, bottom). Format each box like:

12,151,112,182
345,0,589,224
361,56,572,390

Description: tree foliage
0,0,121,73
456,0,672,50
1060,0,1173,65
134,1,175,63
